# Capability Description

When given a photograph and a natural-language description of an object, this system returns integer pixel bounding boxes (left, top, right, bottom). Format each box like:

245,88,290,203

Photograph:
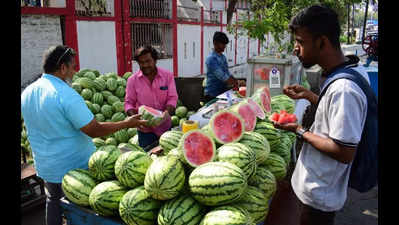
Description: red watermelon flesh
260,92,272,113
211,111,244,144
182,131,216,167
247,99,266,120
238,87,246,97
140,105,163,116
236,103,257,132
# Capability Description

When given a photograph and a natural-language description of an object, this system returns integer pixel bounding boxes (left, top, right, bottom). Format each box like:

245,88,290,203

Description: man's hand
124,114,148,129
226,77,239,90
272,121,299,133
283,84,319,104
238,80,246,87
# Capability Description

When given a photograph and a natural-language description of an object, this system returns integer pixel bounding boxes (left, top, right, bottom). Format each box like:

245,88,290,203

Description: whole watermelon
260,152,287,181
200,205,252,225
175,106,188,118
88,146,121,181
233,185,270,224
89,180,128,216
62,169,97,207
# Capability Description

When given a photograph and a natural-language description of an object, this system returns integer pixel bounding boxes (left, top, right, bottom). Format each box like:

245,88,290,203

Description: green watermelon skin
175,106,188,118
93,78,106,92
273,134,292,165
188,162,247,206
271,94,295,114
233,185,270,224
119,186,162,225
101,105,113,119
115,151,153,189
62,169,97,207
260,152,287,181
89,180,128,216
200,205,252,225
88,146,121,182
107,95,120,105
78,77,96,89
92,138,106,148
158,194,206,225
138,105,164,127
239,131,270,165
113,129,129,143
248,165,277,200
255,122,281,151
122,72,133,80
111,112,126,122
129,135,139,146
106,78,118,91
105,137,117,146
159,130,183,154
117,143,144,152
144,156,185,200
216,143,257,179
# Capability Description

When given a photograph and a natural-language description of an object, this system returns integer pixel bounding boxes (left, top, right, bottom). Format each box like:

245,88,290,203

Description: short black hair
134,45,159,62
42,45,76,74
213,31,229,45
289,5,341,48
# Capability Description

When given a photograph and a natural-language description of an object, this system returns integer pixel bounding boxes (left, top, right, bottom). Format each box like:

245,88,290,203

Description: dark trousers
44,182,65,225
137,131,158,151
299,202,336,225
203,95,216,104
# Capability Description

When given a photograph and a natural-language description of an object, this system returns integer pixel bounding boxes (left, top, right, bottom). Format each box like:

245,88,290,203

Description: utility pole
361,0,369,44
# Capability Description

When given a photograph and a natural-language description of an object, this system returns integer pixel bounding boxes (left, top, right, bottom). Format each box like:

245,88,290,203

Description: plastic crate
60,198,124,225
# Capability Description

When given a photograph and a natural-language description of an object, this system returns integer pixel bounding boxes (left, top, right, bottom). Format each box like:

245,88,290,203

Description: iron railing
75,0,113,17
130,0,170,19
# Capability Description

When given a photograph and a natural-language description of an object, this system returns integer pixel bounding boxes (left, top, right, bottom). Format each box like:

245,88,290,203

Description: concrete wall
76,21,118,74
21,14,63,90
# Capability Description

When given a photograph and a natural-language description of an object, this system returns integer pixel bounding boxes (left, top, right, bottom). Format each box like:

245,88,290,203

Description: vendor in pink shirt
125,46,178,150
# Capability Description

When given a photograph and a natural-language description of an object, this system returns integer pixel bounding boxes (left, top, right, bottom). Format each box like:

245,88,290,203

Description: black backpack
316,65,378,193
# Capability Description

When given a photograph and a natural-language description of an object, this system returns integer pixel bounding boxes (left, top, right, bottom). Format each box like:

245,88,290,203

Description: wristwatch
296,127,309,140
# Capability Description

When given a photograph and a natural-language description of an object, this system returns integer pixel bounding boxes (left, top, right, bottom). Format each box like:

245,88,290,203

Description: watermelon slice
181,130,216,167
251,87,271,113
138,105,165,127
209,111,245,144
268,111,297,124
247,98,266,120
238,87,246,97
231,102,257,132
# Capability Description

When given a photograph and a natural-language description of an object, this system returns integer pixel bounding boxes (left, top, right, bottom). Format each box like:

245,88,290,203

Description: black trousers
44,182,65,225
299,202,336,225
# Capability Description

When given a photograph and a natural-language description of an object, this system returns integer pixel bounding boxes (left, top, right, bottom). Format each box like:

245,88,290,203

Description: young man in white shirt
273,5,370,225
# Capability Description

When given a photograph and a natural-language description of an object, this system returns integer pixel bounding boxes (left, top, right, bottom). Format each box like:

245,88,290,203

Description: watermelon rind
260,153,287,181
200,205,252,225
239,131,270,165
248,165,277,200
114,151,153,188
209,110,245,145
230,102,257,132
159,130,183,154
138,105,165,127
88,146,121,182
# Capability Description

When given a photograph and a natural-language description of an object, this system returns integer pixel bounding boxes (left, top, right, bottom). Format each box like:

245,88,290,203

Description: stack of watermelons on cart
61,85,298,225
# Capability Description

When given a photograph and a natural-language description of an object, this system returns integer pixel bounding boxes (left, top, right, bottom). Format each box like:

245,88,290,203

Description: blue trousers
44,182,64,225
137,131,158,151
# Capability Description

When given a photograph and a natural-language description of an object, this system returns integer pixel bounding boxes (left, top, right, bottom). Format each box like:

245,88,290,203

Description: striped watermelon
89,180,128,216
101,105,113,119
200,205,252,225
239,131,270,165
88,146,121,181
261,153,287,181
106,78,118,91
61,169,97,207
71,82,82,93
115,151,153,188
93,78,106,91
255,122,281,150
78,77,96,89
101,90,113,99
139,105,165,127
159,130,183,154
233,185,270,224
81,89,93,100
91,104,101,114
115,86,125,98
209,110,245,144
158,194,206,225
111,112,126,122
188,162,247,206
119,186,162,225
117,77,127,86
271,94,295,114
95,113,105,122
248,165,277,200
216,143,257,179
123,72,133,80
117,143,144,152
129,135,139,146
167,148,183,159
92,138,105,148
144,156,185,200
127,128,138,138
113,129,129,143
107,95,120,105
230,102,257,132
83,71,96,80
274,134,292,164
112,101,125,113
105,137,117,146
92,92,104,105
179,130,216,167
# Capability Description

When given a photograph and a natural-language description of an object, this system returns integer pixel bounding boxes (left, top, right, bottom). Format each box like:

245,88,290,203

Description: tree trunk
362,0,370,44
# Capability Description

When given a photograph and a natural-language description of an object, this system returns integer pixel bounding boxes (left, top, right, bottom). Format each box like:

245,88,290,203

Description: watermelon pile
171,101,195,129
269,110,298,124
60,85,298,224
20,116,33,165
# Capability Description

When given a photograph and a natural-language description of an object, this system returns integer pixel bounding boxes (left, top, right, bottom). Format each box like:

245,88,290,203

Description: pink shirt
125,67,178,137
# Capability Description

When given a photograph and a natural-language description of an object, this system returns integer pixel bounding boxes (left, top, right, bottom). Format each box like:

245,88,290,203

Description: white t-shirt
291,65,369,212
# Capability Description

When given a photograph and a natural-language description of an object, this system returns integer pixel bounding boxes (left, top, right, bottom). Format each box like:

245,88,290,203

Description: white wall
249,38,258,59
77,21,118,74
203,26,221,73
236,28,248,65
21,14,63,90
221,26,236,67
177,24,201,77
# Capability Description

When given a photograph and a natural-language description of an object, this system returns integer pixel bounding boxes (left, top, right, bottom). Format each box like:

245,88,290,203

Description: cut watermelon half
251,87,271,114
247,98,266,120
231,102,257,132
209,111,245,144
138,105,165,127
181,130,216,167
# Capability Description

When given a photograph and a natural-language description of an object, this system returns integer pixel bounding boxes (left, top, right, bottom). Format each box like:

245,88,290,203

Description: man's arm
80,115,147,138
